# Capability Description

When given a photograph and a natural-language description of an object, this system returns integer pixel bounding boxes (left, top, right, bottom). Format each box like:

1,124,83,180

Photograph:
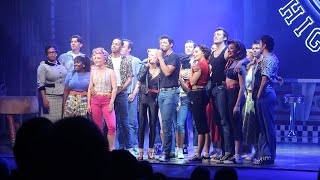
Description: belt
96,92,112,95
191,86,205,90
211,81,225,87
226,84,240,90
159,87,178,91
190,88,206,91
69,90,87,95
148,89,159,94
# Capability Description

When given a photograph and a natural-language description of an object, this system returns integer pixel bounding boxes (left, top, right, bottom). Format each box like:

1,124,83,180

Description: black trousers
138,92,158,149
189,90,209,135
226,87,243,141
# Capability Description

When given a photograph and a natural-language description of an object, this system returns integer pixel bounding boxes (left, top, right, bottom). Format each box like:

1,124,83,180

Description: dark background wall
0,0,319,96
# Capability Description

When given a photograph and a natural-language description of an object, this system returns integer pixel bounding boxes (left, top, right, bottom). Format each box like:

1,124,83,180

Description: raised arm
157,50,176,77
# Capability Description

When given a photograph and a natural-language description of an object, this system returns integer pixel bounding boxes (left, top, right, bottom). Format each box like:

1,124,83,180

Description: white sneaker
210,150,222,158
245,153,255,161
177,148,184,159
241,154,249,159
175,147,178,157
222,154,243,164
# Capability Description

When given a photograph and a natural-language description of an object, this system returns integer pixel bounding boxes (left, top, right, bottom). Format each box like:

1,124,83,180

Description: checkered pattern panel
276,125,320,143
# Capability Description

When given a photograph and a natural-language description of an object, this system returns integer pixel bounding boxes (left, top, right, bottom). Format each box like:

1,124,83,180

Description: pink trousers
90,95,116,135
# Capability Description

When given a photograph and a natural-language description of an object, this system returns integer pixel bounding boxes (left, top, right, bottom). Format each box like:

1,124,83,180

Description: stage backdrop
0,0,319,96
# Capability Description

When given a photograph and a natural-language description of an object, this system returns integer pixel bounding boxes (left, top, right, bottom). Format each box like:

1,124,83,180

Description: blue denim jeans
127,95,138,147
175,96,189,133
211,85,232,154
115,92,132,149
155,118,162,145
158,89,179,155
256,89,276,159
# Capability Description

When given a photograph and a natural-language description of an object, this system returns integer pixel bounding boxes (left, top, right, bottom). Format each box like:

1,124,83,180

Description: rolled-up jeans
175,96,189,133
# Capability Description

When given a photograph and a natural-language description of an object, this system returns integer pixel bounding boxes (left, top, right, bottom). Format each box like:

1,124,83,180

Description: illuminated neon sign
279,0,320,52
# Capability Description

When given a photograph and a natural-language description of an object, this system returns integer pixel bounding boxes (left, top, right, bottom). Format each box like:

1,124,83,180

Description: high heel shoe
137,151,143,161
148,149,155,160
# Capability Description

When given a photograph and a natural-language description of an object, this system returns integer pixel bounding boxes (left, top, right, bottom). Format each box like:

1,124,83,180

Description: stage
0,136,319,180
148,143,320,179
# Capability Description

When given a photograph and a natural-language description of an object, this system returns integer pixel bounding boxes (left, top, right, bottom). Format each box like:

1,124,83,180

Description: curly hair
196,44,211,60
227,40,246,60
73,56,91,73
225,40,246,71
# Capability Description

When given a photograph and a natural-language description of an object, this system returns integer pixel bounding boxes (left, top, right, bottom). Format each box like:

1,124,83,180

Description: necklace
149,67,160,79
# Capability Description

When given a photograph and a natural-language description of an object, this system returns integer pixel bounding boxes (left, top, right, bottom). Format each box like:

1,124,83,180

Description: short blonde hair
147,48,158,53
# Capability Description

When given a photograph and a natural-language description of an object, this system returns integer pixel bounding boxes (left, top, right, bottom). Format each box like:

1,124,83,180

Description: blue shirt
127,55,141,93
58,51,85,72
64,72,90,92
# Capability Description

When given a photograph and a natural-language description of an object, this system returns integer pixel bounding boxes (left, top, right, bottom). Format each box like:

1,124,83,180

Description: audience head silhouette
214,167,238,180
13,117,53,179
190,165,210,180
44,117,110,180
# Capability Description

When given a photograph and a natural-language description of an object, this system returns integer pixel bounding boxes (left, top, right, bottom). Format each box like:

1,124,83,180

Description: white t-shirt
112,57,122,86
71,52,79,59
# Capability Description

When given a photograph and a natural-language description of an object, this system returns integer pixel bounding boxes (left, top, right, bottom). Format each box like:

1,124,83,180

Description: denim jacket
58,51,85,72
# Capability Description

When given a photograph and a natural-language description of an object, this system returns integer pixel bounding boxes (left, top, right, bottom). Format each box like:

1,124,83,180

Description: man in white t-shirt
106,38,133,152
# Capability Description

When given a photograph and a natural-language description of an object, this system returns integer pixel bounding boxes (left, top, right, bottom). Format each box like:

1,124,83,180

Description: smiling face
93,54,106,67
227,43,237,59
47,47,57,62
74,59,85,72
193,47,204,61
